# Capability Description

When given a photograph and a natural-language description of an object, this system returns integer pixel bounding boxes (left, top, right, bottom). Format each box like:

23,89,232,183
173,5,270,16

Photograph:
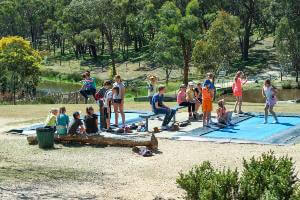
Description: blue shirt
151,93,164,111
203,79,215,90
57,114,70,127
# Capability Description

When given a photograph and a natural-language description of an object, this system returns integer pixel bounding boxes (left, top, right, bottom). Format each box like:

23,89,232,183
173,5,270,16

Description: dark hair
265,79,277,89
112,86,119,95
158,85,165,92
86,106,94,115
114,75,122,81
59,107,66,114
86,70,91,76
73,112,80,119
104,80,112,86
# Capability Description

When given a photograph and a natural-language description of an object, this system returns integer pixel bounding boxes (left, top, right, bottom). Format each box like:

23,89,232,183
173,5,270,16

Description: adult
147,75,158,105
80,71,97,104
232,71,247,114
152,85,176,130
113,75,126,128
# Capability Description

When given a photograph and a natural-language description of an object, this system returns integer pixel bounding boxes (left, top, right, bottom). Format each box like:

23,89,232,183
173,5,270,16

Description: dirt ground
1,103,300,200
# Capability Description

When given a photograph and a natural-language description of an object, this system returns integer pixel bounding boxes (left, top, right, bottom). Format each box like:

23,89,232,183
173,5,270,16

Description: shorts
202,100,213,112
113,99,122,104
104,107,111,119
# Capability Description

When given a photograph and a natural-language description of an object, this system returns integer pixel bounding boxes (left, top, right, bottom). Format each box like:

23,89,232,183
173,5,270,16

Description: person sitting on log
152,85,176,130
84,106,99,134
177,84,194,119
80,71,97,104
44,108,58,132
56,107,70,136
68,112,85,135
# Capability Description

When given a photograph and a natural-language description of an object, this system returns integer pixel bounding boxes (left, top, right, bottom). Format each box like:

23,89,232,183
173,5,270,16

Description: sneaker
272,120,279,124
263,120,268,124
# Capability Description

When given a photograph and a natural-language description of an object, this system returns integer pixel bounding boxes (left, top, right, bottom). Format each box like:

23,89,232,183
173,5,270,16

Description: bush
282,81,292,89
240,151,297,200
177,161,239,200
177,152,298,200
36,96,56,104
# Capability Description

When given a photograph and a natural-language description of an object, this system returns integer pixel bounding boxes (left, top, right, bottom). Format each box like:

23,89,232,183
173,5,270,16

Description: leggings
179,102,195,113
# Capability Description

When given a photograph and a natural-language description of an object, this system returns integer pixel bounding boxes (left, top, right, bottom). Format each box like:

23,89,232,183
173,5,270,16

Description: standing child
80,71,97,104
68,112,85,135
202,81,213,127
147,75,158,105
84,106,99,134
113,75,126,128
262,79,278,124
194,82,202,113
186,82,197,119
103,81,113,132
232,71,247,114
45,108,58,132
56,107,69,136
177,84,194,119
216,99,233,126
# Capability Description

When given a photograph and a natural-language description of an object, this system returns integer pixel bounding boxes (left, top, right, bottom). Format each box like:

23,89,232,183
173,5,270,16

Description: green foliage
282,81,293,89
177,161,239,200
177,152,299,200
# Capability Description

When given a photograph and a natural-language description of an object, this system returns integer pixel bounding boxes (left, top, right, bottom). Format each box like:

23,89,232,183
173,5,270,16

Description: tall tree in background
0,36,41,104
193,11,240,75
274,0,300,82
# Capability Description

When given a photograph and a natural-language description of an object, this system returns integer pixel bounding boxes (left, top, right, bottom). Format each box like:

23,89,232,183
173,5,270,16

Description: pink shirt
233,78,247,92
177,90,186,104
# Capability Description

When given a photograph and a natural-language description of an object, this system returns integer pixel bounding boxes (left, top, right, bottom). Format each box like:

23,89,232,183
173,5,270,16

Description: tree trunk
105,29,116,76
180,35,191,85
27,134,158,150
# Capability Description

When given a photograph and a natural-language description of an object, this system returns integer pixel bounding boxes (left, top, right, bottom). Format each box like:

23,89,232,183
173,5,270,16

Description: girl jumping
262,79,278,124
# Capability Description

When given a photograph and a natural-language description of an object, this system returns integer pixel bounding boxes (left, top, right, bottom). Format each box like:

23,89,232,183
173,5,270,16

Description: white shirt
264,86,273,100
113,82,125,100
103,90,113,108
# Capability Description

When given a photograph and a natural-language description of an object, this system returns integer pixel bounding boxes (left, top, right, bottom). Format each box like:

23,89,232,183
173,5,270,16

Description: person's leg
269,105,278,123
165,109,176,125
226,112,233,123
264,104,269,123
91,88,97,100
119,103,125,128
80,89,88,99
179,102,191,117
113,103,119,126
155,108,169,127
233,96,238,113
238,96,243,113
203,112,207,126
148,96,152,105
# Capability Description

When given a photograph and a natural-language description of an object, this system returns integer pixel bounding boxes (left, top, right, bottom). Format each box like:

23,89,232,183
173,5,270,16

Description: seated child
56,107,70,136
68,112,85,135
216,99,233,125
103,82,113,132
45,108,58,132
84,106,99,134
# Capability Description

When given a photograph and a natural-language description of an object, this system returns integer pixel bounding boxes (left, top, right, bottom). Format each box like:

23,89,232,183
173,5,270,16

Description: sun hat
188,81,194,86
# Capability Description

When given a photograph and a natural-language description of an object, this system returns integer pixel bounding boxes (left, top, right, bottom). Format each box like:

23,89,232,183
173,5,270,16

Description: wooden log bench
139,105,186,132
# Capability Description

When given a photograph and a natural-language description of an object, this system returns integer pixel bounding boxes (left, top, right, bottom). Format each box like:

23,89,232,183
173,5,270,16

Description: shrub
239,151,297,200
282,81,292,89
36,96,56,104
177,161,239,200
177,152,298,200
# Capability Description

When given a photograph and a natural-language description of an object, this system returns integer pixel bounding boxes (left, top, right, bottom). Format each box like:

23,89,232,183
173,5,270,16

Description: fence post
75,92,78,104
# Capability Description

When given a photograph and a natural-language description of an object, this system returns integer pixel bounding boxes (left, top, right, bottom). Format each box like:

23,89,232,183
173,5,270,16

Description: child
194,82,202,113
67,112,85,135
45,108,58,132
84,106,99,134
80,71,97,104
177,84,194,118
152,85,176,130
232,71,247,114
147,75,158,105
103,81,113,132
113,75,126,128
216,99,233,126
56,107,69,136
202,81,213,127
186,82,197,119
262,79,278,124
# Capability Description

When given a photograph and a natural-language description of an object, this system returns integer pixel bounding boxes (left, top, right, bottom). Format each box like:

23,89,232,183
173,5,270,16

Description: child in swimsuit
262,79,278,124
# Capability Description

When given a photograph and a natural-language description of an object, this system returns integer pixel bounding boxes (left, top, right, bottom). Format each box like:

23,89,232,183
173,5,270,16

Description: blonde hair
50,108,58,114
235,71,243,82
114,75,122,82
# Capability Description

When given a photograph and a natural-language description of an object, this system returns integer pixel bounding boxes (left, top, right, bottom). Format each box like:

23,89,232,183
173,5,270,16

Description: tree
0,36,41,104
193,11,240,75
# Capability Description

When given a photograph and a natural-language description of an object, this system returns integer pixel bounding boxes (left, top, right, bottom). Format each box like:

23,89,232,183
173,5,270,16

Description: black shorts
104,107,111,119
113,99,122,104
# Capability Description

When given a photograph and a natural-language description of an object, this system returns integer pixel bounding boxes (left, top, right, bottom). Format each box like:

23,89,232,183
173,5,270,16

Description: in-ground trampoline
10,110,149,135
173,113,300,145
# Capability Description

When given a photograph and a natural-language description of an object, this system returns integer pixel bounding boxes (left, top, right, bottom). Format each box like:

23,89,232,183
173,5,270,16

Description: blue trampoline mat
204,116,300,142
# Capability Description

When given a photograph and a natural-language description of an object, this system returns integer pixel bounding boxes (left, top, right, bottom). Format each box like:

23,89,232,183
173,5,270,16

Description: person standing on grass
113,75,126,128
147,75,158,105
84,106,99,134
202,81,214,128
152,85,176,130
177,84,194,119
262,79,278,124
232,71,247,114
80,71,97,104
194,82,202,113
56,107,70,136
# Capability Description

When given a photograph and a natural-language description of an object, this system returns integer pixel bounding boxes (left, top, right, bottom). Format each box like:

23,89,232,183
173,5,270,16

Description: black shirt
84,114,98,134
68,119,83,134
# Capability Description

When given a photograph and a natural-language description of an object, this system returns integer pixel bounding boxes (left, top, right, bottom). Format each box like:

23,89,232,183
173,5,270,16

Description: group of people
44,70,279,135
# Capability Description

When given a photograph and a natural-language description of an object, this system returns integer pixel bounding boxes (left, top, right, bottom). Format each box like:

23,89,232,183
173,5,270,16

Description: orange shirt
202,88,212,101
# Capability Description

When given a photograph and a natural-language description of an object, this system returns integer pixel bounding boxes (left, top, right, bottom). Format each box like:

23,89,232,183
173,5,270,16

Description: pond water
219,89,300,103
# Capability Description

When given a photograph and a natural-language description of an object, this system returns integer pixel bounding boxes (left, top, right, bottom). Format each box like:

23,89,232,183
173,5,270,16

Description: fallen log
27,133,158,150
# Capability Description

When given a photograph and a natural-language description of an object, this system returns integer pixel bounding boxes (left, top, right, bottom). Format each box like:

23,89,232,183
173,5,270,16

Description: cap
188,81,194,86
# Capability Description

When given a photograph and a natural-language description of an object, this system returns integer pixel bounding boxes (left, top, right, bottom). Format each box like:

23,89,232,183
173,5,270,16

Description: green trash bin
36,127,55,149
